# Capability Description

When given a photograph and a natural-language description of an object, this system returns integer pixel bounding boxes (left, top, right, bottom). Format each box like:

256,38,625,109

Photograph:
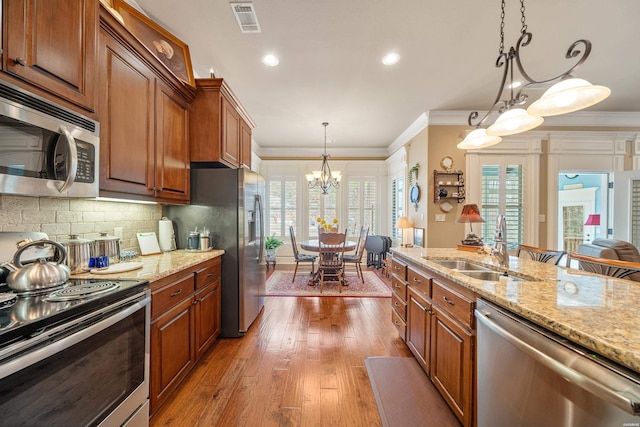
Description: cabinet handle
394,266,400,271
207,273,214,278
412,277,422,283
394,301,400,307
394,320,400,326
442,296,455,306
14,57,26,66
394,283,401,288
170,288,183,297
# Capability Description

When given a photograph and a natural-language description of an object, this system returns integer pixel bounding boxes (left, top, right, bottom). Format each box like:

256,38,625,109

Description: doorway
557,173,608,252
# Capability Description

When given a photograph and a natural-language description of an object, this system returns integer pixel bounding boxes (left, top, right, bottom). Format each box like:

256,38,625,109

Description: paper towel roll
158,217,176,251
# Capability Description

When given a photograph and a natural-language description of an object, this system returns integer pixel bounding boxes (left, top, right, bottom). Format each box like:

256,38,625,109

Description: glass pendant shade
486,108,544,136
527,78,611,117
457,128,502,150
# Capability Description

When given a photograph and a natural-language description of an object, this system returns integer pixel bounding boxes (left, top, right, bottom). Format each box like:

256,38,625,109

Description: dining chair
289,226,317,282
344,226,369,283
567,252,640,281
317,232,347,293
516,244,566,266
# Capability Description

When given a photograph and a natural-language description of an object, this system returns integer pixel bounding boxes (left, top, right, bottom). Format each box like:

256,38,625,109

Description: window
267,177,297,238
481,164,524,249
346,177,377,235
391,176,405,240
309,189,337,237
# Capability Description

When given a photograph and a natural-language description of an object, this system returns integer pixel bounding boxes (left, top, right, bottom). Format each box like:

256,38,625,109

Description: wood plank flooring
150,268,412,427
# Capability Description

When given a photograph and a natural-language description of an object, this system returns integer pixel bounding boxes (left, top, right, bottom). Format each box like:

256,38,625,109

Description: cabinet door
150,297,195,415
155,81,190,202
430,305,474,427
3,0,97,111
194,279,221,360
98,30,155,198
221,96,240,167
406,288,431,374
240,119,252,169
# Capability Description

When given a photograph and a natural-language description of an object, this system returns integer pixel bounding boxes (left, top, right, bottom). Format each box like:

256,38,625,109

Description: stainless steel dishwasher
476,299,640,427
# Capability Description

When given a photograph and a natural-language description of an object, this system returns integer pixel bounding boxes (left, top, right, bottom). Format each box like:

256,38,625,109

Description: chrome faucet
492,214,509,270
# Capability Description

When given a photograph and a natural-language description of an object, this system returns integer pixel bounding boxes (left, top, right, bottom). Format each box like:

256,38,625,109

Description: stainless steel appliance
166,167,265,337
0,80,99,198
476,299,640,427
0,232,150,427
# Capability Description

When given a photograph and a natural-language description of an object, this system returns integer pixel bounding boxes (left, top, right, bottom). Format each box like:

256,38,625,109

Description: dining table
299,239,358,287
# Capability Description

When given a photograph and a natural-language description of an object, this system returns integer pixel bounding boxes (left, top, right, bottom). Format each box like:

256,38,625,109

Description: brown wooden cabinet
390,257,408,340
394,253,477,427
406,287,432,373
2,0,97,113
190,78,255,169
98,7,193,203
150,256,222,416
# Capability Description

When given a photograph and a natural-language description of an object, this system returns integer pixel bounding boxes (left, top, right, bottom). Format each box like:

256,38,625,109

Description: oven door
0,291,150,427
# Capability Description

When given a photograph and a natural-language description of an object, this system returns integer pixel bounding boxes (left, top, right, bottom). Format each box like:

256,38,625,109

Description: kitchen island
392,246,640,374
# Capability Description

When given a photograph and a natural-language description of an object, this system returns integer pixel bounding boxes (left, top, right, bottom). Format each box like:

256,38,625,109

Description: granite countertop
391,246,640,374
71,249,224,282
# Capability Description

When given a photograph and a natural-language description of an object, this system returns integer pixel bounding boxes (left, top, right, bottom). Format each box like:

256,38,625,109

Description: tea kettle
5,239,71,294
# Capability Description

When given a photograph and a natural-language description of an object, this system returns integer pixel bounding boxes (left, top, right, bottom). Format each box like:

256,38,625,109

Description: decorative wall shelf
434,170,465,203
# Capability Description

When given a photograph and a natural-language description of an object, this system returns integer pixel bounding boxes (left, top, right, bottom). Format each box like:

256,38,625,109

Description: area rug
265,270,391,297
365,357,461,427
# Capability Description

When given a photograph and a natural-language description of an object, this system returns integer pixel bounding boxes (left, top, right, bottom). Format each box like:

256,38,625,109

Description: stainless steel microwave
0,81,99,198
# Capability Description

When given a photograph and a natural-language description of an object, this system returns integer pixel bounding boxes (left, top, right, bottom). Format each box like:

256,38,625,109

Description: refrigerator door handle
256,194,264,263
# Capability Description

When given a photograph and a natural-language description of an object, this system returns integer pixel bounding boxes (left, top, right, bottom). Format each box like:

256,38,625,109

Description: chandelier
457,0,611,150
306,122,341,195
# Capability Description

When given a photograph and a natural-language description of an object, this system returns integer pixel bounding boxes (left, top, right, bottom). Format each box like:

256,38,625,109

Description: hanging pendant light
458,0,610,150
457,128,502,150
306,122,341,195
527,78,611,117
487,108,543,136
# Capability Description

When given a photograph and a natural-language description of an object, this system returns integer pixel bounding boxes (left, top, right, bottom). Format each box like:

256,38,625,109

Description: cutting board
137,232,161,255
90,262,143,274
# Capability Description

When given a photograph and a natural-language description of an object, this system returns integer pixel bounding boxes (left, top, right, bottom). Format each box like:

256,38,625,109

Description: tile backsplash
0,195,163,251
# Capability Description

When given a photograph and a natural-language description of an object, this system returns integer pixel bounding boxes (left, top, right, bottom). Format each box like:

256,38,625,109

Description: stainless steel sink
429,259,490,271
458,270,525,282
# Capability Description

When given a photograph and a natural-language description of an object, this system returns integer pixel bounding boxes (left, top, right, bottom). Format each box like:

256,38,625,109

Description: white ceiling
133,0,640,157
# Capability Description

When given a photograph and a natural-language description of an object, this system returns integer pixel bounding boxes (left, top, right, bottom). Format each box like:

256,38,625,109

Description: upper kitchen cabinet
190,78,255,170
2,0,98,114
98,5,194,204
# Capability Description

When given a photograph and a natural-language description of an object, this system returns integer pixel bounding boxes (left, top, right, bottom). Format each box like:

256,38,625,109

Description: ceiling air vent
230,2,261,33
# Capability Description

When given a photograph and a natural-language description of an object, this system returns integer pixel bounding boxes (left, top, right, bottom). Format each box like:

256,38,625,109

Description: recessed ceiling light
262,54,279,67
381,52,400,65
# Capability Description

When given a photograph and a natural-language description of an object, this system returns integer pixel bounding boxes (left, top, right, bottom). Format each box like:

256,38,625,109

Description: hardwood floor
150,268,412,426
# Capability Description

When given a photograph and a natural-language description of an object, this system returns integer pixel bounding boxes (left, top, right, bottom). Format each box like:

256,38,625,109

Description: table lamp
456,204,485,246
395,216,412,247
584,214,600,242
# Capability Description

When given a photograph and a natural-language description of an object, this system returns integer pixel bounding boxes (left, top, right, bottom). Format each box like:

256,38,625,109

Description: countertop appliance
0,80,99,198
166,167,265,337
0,232,150,427
476,299,640,427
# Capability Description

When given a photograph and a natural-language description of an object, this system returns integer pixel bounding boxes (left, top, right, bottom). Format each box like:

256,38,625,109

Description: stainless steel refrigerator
165,167,265,337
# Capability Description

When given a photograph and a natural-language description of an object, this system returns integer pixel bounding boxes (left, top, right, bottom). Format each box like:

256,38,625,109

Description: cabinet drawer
391,309,406,340
195,257,221,290
391,275,407,301
407,267,431,297
391,258,407,280
391,291,407,322
152,273,195,319
432,281,474,327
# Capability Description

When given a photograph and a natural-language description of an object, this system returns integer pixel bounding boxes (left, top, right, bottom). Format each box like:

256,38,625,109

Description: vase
265,248,277,262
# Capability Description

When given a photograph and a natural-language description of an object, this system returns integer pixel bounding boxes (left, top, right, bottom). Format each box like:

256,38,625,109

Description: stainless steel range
0,232,150,427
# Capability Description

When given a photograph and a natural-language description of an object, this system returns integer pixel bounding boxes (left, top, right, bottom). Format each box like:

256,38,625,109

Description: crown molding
386,112,429,155
255,145,388,159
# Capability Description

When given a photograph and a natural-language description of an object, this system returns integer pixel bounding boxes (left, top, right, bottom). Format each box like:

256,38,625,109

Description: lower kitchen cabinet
395,253,476,427
149,257,222,416
406,287,431,373
430,304,474,427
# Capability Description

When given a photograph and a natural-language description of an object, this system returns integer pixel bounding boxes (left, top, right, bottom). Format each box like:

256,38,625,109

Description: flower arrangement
316,217,339,233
